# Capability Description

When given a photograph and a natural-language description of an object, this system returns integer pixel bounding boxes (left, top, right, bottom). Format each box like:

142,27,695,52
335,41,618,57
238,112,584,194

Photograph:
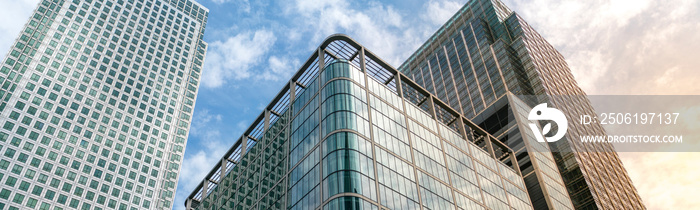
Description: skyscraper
0,0,207,209
398,0,644,209
184,0,644,209
185,35,536,210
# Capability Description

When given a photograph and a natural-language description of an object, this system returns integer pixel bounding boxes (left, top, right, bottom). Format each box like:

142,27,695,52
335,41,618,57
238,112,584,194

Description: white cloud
502,0,700,95
260,56,299,81
607,0,652,26
174,109,228,210
173,149,225,210
567,50,609,93
423,0,463,25
188,109,223,137
210,0,251,13
174,110,249,210
0,0,39,62
619,153,700,209
291,0,342,14
201,30,277,88
367,1,404,28
285,0,432,66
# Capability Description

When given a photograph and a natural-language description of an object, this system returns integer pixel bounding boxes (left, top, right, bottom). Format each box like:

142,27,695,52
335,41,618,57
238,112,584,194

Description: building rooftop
184,34,520,207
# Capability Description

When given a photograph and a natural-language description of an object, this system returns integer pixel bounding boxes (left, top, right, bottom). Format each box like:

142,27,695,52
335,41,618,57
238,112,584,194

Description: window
0,189,11,199
38,174,48,184
43,190,55,202
3,121,15,130
31,185,43,196
24,169,36,179
18,181,31,191
9,111,20,120
49,178,60,188
5,176,17,187
21,116,32,125
25,197,38,208
61,183,72,193
57,194,67,204
42,162,53,172
3,149,17,161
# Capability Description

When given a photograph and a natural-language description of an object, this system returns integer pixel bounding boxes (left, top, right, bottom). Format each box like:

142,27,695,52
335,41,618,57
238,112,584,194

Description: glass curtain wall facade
397,0,644,209
186,35,533,210
0,0,208,209
472,93,573,210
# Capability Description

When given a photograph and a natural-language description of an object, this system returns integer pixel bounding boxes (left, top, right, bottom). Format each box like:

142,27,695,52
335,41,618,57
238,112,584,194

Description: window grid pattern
397,0,645,209
0,0,208,209
188,40,531,210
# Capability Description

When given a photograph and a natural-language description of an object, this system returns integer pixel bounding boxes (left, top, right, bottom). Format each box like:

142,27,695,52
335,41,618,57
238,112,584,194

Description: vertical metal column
316,47,325,203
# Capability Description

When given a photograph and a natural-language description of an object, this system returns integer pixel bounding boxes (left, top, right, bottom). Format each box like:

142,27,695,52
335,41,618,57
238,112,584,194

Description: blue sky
1,0,700,209
177,0,700,209
176,0,470,208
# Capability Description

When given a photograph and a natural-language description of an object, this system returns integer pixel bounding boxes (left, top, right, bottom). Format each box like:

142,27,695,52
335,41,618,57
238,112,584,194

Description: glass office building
0,0,208,209
185,35,535,210
467,93,575,210
398,0,644,209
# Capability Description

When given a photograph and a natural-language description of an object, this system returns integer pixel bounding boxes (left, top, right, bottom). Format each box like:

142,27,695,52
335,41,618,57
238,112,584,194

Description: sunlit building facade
398,0,644,209
0,0,208,209
185,35,535,210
